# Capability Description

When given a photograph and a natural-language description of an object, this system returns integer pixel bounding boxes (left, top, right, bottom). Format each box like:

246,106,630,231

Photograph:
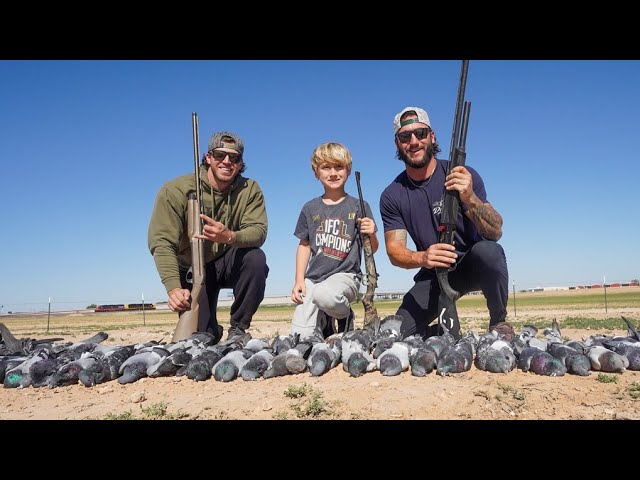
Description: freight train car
95,303,156,312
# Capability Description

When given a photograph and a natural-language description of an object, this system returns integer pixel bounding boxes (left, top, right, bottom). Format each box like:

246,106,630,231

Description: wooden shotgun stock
171,113,208,342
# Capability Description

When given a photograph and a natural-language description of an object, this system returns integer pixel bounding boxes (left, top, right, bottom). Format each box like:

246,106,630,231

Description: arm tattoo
393,229,407,243
466,202,503,241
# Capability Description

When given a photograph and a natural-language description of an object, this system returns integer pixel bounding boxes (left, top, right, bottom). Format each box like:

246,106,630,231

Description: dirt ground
2,305,640,421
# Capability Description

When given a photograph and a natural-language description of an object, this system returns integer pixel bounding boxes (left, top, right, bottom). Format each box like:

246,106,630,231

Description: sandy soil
2,306,640,421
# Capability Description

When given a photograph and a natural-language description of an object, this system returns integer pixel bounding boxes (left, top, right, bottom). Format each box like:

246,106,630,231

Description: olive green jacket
148,165,268,293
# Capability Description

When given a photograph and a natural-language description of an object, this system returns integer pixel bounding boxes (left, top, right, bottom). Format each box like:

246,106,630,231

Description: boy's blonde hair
311,142,352,175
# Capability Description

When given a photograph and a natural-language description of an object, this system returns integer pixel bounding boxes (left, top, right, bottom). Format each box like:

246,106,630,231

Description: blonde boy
290,142,379,339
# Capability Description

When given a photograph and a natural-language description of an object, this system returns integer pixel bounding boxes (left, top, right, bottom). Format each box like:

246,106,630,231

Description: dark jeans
397,240,508,339
180,247,269,335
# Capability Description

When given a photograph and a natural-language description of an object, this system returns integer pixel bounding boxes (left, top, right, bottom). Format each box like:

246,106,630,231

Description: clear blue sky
1,60,638,312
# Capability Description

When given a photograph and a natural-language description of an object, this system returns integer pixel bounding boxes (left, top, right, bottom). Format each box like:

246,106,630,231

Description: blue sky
1,60,638,312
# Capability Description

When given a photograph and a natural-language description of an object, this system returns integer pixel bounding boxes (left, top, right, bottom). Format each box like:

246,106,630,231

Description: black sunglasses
210,150,242,164
396,127,431,143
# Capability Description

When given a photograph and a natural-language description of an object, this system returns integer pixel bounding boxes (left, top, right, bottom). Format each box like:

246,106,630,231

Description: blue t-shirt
379,159,486,278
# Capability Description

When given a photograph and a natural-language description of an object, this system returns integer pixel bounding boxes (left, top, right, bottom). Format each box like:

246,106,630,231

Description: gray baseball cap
393,106,431,133
208,131,244,156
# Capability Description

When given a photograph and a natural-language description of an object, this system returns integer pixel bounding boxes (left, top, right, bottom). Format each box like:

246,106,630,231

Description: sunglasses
210,150,242,164
396,127,431,143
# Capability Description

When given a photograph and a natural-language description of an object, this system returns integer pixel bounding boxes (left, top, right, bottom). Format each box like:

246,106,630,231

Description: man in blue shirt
379,106,509,339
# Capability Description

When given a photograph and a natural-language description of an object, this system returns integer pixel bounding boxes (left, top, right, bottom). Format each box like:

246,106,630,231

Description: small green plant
141,401,168,419
291,390,330,418
272,411,289,420
283,384,333,418
102,401,187,420
497,383,526,402
628,382,640,399
513,390,526,402
105,410,136,420
284,383,312,398
305,391,329,417
596,373,618,383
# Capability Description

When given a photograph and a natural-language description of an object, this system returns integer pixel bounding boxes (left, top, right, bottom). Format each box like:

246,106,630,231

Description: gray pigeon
548,343,591,376
474,332,516,374
240,350,275,380
118,347,169,384
586,345,628,373
377,342,410,376
183,347,227,381
436,338,474,376
4,349,52,388
0,356,28,384
49,355,100,387
518,346,566,376
341,328,376,377
403,335,437,376
307,333,342,377
0,323,64,356
213,349,254,382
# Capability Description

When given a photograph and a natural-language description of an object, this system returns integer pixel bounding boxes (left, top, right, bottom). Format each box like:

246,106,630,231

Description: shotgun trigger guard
438,307,452,330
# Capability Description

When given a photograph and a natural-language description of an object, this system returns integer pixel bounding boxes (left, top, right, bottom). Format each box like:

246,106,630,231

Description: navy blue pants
397,240,508,339
181,247,269,335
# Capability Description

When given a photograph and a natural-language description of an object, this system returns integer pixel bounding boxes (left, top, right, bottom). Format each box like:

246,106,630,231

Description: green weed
284,383,312,398
283,383,334,418
628,382,640,399
596,373,618,383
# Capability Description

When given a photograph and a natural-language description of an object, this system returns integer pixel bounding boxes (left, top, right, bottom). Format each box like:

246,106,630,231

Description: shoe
205,325,224,345
226,326,245,341
336,308,355,333
490,321,515,341
423,323,441,339
319,309,355,338
317,311,334,339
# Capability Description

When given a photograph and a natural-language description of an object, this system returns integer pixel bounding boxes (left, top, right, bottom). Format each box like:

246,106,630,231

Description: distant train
95,303,156,312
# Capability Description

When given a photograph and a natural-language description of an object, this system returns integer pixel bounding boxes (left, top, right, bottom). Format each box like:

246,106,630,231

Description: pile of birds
1,315,639,389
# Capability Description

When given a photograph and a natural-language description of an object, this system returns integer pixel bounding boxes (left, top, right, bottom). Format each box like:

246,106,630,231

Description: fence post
47,297,51,332
142,292,146,326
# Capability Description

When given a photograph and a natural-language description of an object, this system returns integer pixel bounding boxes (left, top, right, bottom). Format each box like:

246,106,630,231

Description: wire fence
1,278,638,315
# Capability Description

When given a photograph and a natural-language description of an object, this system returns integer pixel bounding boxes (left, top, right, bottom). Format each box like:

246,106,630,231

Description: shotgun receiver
435,60,471,341
355,171,379,330
171,112,208,342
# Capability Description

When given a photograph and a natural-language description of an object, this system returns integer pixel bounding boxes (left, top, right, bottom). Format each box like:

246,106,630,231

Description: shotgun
435,60,471,341
355,171,379,330
171,112,208,342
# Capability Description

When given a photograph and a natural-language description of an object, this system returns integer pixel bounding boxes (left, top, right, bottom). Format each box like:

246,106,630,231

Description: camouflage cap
208,131,244,156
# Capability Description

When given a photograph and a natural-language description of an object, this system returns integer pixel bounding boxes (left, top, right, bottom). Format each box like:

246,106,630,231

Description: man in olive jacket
148,130,269,343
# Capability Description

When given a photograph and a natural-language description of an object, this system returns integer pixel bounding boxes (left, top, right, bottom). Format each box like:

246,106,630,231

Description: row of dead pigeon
1,316,639,388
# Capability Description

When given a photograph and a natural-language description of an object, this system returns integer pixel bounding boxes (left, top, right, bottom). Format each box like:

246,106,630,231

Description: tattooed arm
446,166,503,241
384,229,458,270
463,196,503,241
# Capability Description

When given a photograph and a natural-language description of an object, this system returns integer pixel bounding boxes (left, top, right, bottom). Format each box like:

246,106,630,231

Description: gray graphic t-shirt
294,194,375,284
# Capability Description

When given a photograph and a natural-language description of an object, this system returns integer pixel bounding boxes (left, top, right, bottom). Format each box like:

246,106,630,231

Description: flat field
1,287,639,420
